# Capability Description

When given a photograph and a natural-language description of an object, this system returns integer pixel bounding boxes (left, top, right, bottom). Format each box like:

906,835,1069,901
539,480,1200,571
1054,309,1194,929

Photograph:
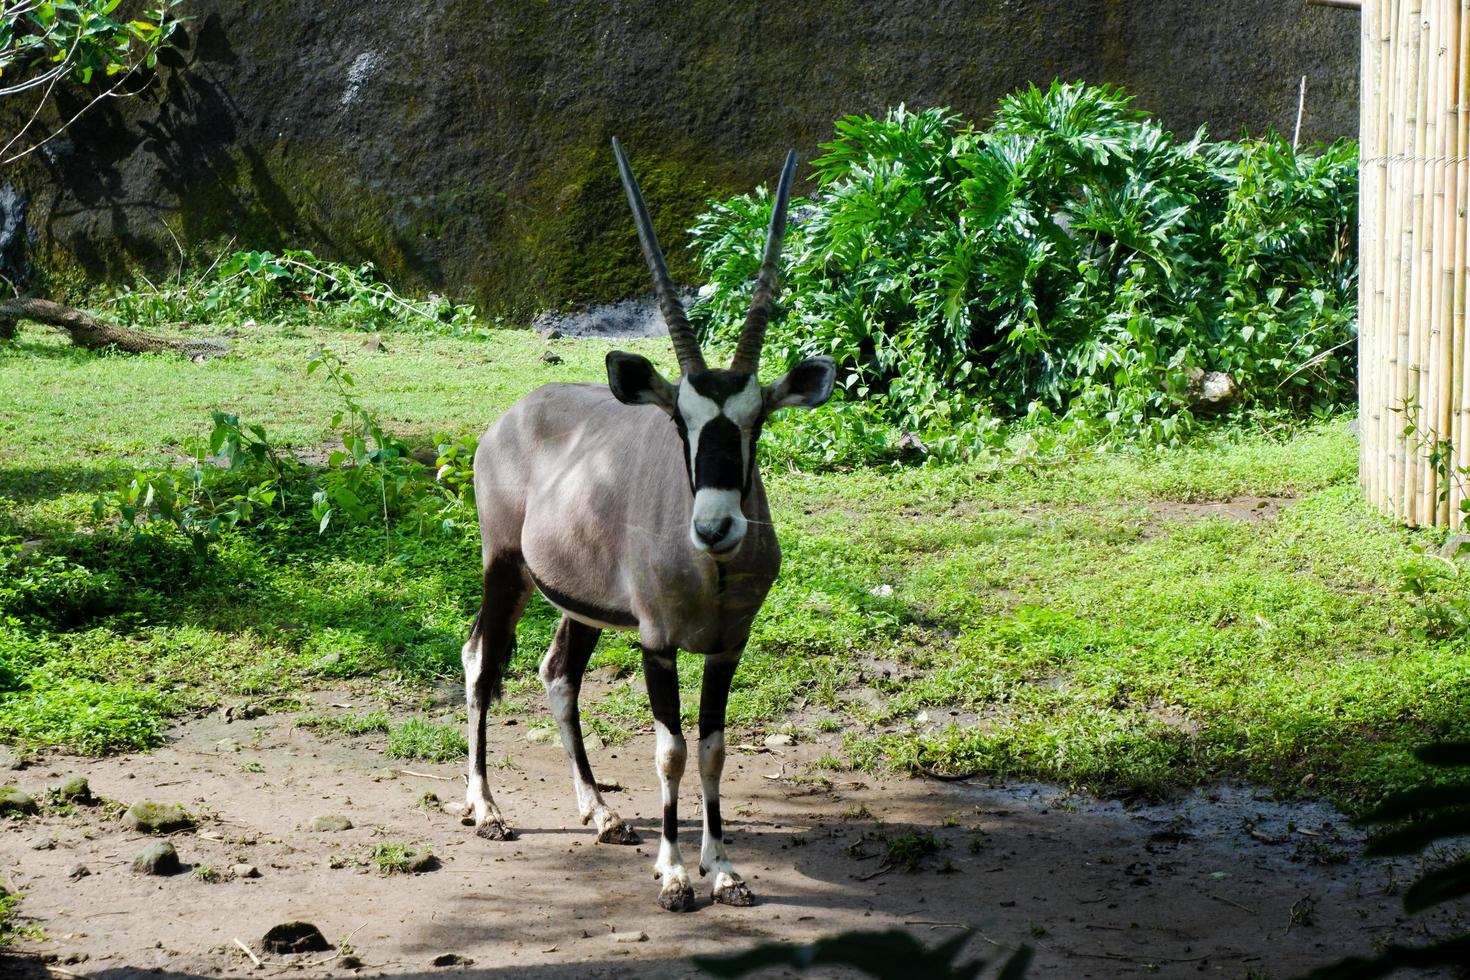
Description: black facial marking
529,571,637,629
695,415,744,490
689,370,754,400
672,412,693,491
745,417,764,494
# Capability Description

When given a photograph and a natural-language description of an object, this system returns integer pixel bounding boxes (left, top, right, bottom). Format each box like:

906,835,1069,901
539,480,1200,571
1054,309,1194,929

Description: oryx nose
693,517,733,546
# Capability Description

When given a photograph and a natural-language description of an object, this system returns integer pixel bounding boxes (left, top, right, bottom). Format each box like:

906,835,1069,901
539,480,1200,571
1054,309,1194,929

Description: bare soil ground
1,690,1460,980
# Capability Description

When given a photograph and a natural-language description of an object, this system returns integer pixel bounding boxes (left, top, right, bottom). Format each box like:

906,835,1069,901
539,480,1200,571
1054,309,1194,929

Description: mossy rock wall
8,1,1360,317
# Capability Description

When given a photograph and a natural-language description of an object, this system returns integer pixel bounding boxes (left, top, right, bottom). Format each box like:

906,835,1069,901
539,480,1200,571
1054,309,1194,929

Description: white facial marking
676,384,721,473
723,376,762,425
690,488,746,554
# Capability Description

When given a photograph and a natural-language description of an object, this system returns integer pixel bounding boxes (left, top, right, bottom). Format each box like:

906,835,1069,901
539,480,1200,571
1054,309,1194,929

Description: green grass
370,841,432,875
2,318,1467,809
385,718,467,763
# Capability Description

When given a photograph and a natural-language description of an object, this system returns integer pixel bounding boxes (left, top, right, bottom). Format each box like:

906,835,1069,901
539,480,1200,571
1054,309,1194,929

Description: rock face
7,1,1359,315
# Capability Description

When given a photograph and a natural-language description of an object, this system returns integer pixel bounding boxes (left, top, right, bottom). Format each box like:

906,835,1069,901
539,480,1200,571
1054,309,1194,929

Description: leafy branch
0,0,187,165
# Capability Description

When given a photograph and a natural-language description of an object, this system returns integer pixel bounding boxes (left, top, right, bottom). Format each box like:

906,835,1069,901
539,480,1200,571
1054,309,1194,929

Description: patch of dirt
1141,496,1294,536
0,695,1459,979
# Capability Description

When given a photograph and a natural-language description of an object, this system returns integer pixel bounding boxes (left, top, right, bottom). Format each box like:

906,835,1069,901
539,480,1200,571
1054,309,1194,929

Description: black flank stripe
529,572,637,629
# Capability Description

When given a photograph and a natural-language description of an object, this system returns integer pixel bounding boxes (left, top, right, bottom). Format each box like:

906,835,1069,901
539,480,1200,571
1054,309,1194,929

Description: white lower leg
544,675,623,835
653,719,693,908
698,729,751,904
465,639,507,835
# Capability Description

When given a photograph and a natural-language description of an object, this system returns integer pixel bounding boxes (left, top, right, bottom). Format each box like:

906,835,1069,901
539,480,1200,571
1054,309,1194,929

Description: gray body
477,382,779,655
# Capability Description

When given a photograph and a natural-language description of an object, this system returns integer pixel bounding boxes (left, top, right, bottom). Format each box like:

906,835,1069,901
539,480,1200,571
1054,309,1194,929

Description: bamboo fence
1359,0,1470,527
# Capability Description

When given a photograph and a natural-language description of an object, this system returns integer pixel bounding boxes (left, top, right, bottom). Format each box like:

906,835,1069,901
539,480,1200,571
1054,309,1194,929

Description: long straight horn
612,138,705,375
730,149,798,375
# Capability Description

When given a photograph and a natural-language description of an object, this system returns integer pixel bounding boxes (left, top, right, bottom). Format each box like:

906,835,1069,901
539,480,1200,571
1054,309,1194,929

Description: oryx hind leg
540,616,640,845
462,552,531,841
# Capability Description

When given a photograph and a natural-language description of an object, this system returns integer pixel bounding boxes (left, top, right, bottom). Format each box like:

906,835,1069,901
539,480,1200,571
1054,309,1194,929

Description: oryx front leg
697,650,753,906
462,555,530,842
643,648,694,912
540,616,639,845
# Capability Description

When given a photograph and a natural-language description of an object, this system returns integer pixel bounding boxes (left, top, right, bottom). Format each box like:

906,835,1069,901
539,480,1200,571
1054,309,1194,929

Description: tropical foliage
692,83,1357,455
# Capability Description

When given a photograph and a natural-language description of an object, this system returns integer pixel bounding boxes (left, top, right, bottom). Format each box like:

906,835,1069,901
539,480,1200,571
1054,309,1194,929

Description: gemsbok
462,139,834,912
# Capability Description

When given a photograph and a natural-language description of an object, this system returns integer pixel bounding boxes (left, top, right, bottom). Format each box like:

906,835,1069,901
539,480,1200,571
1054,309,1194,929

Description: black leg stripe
705,797,722,841
662,802,678,844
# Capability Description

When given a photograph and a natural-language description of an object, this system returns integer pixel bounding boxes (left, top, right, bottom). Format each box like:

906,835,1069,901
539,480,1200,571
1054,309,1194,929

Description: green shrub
692,83,1356,456
0,675,169,753
106,248,481,335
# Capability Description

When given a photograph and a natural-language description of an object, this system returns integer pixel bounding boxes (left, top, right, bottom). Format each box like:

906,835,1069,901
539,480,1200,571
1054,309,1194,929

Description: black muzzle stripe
694,416,744,490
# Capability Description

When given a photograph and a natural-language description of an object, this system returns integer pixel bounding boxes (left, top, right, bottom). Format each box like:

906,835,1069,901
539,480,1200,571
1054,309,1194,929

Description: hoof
597,821,641,845
475,820,515,841
712,878,755,907
658,882,696,912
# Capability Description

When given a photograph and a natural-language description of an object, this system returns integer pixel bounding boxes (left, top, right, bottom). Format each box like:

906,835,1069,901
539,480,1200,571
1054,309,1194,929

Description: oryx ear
763,356,836,413
606,351,678,412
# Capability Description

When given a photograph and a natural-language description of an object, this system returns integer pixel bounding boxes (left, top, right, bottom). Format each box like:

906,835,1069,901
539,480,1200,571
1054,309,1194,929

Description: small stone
122,801,193,834
584,732,605,752
215,737,241,753
525,727,558,745
231,864,260,879
262,921,332,954
311,652,343,672
67,864,90,881
610,930,648,944
763,733,795,749
308,814,353,833
1441,533,1470,560
0,787,38,814
0,746,20,770
132,841,182,875
897,430,927,454
441,800,469,818
406,850,439,873
28,834,53,850
869,584,894,598
54,777,91,803
432,953,474,967
539,350,564,365
370,768,399,781
360,334,385,353
539,327,564,340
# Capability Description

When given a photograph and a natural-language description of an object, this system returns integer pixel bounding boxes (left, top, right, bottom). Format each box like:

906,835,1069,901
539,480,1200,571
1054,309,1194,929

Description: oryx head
606,139,835,560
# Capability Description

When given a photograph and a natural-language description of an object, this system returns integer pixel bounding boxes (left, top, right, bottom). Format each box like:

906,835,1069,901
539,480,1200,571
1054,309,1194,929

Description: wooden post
1360,0,1470,528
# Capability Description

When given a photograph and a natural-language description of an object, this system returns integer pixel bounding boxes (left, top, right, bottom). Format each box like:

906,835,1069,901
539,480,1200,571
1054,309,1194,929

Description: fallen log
0,297,229,359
